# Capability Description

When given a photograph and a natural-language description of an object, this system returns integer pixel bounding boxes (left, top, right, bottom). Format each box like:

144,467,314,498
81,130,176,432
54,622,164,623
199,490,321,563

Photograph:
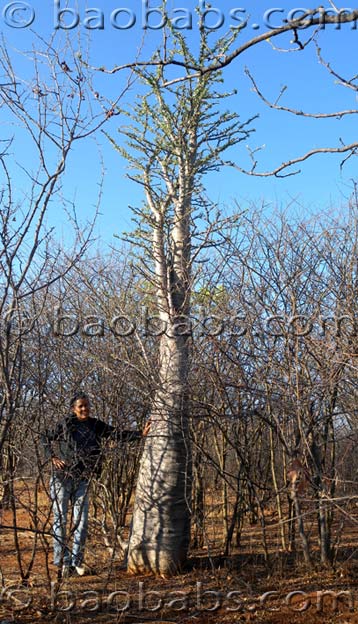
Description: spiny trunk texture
127,333,191,575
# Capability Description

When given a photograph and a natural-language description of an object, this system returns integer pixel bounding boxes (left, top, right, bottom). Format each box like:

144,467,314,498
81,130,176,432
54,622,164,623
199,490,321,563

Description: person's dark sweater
42,415,141,479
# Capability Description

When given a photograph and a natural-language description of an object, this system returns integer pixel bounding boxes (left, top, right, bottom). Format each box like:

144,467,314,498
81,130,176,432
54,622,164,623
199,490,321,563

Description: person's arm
99,419,151,441
142,420,151,437
41,422,66,470
121,418,151,441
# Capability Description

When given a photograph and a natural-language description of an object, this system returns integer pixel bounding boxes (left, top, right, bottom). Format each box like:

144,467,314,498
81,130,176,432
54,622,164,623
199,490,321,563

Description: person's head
70,391,90,421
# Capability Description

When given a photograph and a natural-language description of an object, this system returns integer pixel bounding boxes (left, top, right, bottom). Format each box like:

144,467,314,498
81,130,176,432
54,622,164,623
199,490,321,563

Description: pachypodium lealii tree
110,26,254,575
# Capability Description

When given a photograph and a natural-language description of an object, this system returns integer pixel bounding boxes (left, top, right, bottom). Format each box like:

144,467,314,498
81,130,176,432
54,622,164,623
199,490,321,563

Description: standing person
42,391,149,577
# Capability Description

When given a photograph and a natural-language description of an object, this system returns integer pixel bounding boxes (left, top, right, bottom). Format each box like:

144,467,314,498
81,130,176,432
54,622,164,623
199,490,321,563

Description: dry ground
0,479,357,624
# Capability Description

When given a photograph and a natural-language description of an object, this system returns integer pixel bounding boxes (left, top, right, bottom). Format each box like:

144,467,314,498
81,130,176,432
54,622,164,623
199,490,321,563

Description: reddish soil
0,480,357,623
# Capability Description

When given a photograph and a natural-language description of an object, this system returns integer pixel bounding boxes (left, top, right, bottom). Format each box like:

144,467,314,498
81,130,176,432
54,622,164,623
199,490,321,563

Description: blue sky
1,1,357,244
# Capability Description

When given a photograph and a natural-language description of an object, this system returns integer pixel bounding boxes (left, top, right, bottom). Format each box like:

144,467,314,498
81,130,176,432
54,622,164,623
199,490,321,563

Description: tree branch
245,67,358,119
228,142,358,177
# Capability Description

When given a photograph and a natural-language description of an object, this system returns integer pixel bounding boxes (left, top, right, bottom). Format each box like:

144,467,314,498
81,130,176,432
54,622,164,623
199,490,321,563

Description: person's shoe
61,563,74,578
71,563,92,576
74,565,86,576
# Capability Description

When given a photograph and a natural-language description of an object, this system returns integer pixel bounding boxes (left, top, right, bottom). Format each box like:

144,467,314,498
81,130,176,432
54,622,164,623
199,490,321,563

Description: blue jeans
50,475,90,567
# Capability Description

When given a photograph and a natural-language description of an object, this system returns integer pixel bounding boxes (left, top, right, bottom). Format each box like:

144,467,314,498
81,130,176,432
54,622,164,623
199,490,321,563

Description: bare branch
228,141,358,177
316,43,358,92
200,9,358,74
83,9,358,81
245,67,358,119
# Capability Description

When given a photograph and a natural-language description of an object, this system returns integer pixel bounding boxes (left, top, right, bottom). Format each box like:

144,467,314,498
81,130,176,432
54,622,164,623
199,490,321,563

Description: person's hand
52,457,66,470
142,420,151,437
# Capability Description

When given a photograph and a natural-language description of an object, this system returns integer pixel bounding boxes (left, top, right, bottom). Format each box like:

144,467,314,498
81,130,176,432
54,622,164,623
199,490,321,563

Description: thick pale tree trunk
127,329,192,575
124,78,204,574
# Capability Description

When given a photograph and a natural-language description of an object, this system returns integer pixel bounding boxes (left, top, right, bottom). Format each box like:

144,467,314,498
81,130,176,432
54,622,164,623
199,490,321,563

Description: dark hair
70,391,89,408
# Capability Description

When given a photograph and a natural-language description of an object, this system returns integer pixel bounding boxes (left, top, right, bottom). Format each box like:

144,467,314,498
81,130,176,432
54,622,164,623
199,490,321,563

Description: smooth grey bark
126,121,193,573
128,333,191,575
